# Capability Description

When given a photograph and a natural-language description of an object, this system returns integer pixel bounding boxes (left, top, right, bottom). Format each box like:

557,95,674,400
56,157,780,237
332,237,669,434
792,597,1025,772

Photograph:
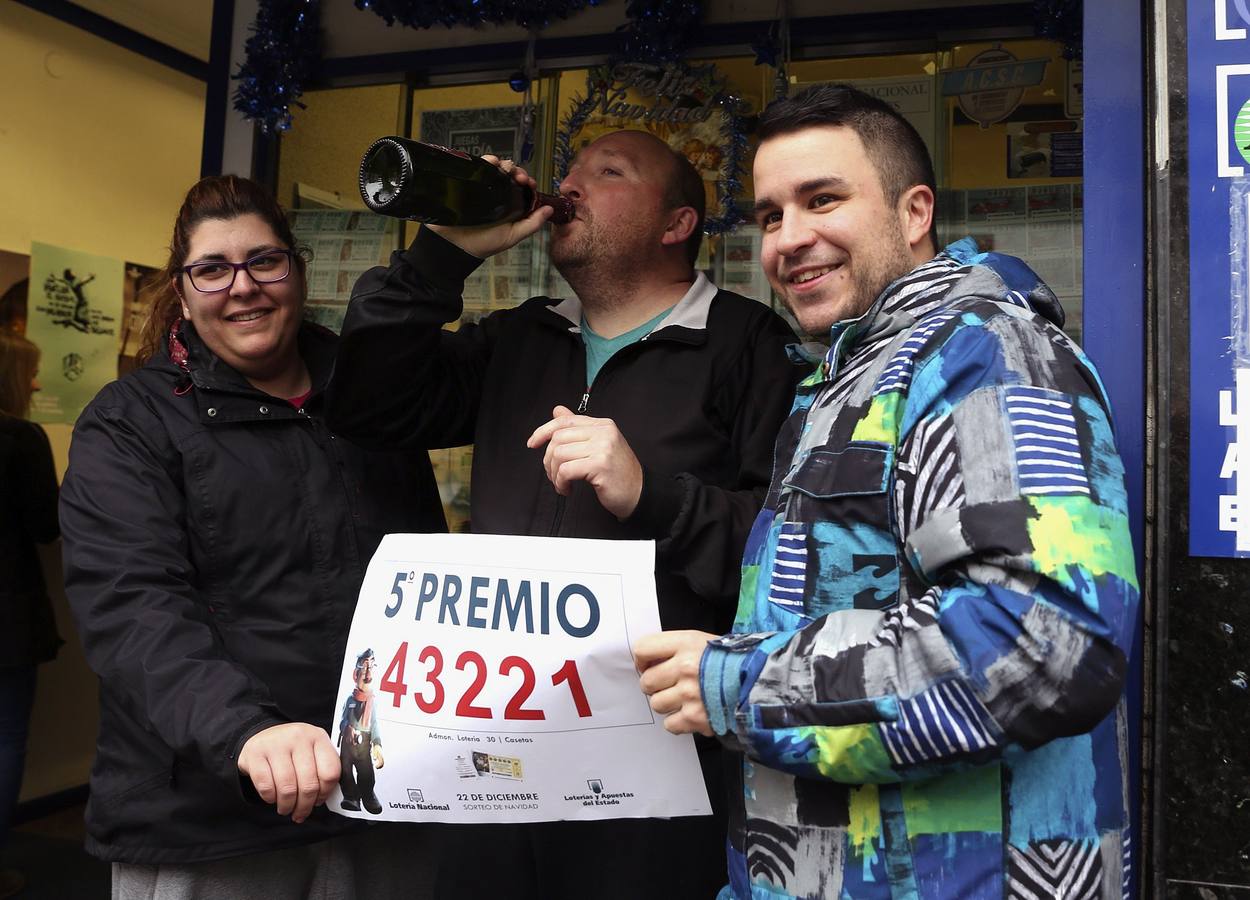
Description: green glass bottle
358,136,574,226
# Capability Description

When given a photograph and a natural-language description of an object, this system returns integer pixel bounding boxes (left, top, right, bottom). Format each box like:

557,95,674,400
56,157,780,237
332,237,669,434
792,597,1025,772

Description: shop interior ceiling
68,0,1027,67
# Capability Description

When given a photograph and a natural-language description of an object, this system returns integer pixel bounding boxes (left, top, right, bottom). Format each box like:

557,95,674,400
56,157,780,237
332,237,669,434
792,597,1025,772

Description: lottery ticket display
329,533,712,823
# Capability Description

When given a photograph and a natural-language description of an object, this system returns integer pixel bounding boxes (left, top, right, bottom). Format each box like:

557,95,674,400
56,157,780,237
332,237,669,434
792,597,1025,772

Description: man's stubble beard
551,212,646,310
550,223,594,274
784,214,916,338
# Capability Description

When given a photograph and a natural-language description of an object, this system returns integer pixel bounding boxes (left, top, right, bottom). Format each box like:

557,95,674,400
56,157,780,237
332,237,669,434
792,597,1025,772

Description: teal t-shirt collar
581,307,673,387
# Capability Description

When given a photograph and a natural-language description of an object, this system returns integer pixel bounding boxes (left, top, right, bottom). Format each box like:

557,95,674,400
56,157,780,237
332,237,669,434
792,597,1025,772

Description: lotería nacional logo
389,786,449,812
587,779,603,795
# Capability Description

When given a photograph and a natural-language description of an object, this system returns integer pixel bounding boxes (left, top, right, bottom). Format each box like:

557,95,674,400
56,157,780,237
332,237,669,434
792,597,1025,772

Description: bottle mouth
548,195,576,224
359,138,409,212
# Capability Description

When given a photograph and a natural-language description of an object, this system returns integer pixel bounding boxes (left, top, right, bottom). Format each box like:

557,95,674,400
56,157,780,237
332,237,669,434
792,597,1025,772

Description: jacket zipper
782,337,849,519
291,405,361,560
544,326,669,537
299,406,368,653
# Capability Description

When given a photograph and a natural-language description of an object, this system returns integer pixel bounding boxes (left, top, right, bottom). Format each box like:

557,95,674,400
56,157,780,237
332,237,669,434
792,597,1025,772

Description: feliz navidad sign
555,61,749,233
592,62,725,124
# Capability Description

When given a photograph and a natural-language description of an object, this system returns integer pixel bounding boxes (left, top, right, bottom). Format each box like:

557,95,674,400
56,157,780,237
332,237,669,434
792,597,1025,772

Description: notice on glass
26,242,124,425
329,533,711,824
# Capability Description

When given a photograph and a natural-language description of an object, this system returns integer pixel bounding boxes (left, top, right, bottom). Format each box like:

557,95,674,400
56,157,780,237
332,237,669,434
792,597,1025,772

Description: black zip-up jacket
328,228,801,636
60,322,445,863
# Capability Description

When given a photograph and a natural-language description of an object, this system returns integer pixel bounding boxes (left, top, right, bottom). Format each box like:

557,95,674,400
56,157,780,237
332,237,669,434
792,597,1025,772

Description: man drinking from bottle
327,129,801,899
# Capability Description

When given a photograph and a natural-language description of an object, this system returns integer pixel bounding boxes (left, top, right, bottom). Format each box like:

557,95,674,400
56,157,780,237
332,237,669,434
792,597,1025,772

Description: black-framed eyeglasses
181,249,294,293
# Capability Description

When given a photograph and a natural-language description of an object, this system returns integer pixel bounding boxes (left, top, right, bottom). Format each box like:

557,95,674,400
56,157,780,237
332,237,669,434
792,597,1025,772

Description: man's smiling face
752,125,918,337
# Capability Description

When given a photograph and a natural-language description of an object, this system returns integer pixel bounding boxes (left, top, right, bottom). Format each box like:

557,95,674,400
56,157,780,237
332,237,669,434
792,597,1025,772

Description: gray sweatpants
112,824,433,900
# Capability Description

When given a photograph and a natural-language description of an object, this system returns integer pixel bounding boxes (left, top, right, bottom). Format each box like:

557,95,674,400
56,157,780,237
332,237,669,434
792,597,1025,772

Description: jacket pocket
756,694,899,729
778,442,901,614
97,769,171,806
783,444,892,497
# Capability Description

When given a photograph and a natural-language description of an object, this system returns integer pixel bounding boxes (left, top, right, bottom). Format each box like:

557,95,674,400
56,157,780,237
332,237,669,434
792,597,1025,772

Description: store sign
941,47,1048,127
1065,59,1084,118
448,127,518,158
421,105,539,172
595,63,722,125
841,75,937,164
1187,0,1250,555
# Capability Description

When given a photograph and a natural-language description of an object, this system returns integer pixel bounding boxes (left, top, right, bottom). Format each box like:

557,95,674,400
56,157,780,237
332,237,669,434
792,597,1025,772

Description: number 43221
378,641,592,721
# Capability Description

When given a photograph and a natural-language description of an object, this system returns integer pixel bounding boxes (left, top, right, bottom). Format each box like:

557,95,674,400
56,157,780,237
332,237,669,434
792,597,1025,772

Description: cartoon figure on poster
337,648,385,814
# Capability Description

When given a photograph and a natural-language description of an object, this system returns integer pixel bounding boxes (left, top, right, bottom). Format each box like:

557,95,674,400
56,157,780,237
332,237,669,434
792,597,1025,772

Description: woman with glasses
59,175,445,899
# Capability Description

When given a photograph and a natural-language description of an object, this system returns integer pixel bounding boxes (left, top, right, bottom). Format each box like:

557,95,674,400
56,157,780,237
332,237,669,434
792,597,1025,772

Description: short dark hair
758,83,937,245
663,149,706,268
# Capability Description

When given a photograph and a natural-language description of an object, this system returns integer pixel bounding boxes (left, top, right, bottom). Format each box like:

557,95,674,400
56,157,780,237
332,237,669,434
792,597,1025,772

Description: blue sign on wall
1189,0,1250,556
938,57,1049,95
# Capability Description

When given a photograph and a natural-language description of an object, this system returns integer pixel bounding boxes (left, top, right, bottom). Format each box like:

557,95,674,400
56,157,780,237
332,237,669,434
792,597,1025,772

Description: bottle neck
532,191,575,224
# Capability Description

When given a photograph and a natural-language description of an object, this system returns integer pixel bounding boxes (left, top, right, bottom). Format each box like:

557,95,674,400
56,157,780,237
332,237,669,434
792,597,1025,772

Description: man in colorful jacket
635,83,1139,898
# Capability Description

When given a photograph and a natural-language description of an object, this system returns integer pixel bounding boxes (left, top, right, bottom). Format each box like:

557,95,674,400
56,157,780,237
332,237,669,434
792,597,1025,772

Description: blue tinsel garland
554,1,752,231
620,0,703,64
233,0,322,133
233,0,751,229
1034,0,1082,60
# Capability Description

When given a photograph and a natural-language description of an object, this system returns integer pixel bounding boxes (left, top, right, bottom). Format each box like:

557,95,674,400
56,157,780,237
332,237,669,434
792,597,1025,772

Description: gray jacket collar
547,271,718,335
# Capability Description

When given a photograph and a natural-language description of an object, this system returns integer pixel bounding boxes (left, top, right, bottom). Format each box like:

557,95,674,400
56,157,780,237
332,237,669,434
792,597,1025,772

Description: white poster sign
330,533,711,823
26,242,123,424
818,75,938,166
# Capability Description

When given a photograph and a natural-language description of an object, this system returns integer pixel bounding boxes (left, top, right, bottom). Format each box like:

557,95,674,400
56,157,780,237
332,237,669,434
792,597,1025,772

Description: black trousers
434,745,729,899
340,739,376,802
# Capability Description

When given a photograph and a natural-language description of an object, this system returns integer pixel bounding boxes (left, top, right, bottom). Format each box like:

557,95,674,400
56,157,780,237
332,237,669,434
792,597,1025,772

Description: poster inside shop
330,533,711,823
26,241,123,425
419,106,549,320
810,74,937,167
289,210,396,334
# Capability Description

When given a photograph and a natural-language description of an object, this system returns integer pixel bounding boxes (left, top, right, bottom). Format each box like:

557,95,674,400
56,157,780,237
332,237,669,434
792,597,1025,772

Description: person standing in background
0,332,62,900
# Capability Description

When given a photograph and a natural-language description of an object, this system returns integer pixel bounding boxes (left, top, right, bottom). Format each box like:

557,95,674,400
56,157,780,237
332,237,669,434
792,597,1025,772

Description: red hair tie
168,318,193,396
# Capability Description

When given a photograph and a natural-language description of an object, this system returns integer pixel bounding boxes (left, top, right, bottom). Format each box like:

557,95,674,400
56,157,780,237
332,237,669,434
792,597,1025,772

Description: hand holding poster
330,533,711,823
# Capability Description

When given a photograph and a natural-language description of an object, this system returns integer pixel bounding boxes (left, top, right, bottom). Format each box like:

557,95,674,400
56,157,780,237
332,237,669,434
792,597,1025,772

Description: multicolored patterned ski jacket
700,239,1139,899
